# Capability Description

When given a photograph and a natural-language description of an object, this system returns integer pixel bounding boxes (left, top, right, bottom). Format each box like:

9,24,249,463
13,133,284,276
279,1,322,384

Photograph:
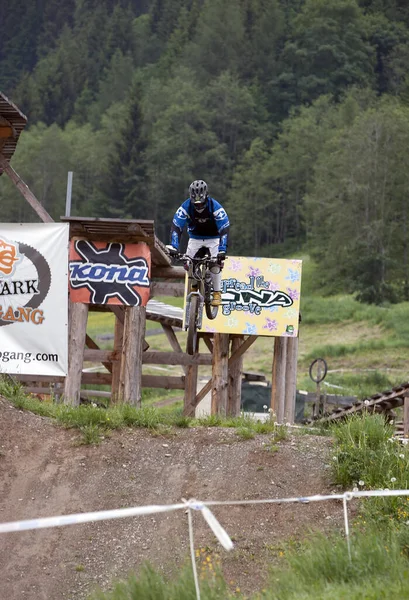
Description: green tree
272,0,375,118
306,98,409,301
183,0,247,81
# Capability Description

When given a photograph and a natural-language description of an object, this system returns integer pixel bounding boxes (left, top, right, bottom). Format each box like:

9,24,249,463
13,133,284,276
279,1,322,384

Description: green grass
89,524,409,600
330,413,409,521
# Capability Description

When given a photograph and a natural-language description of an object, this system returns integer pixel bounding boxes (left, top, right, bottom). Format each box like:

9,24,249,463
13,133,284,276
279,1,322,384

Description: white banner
0,223,69,376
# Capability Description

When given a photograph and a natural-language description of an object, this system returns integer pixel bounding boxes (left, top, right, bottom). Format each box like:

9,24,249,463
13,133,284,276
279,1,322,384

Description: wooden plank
14,374,65,384
17,373,185,390
64,302,89,405
211,334,229,416
83,349,119,362
150,282,185,297
85,334,114,373
142,375,185,389
119,306,146,405
143,351,212,366
228,336,244,416
82,372,112,385
151,266,186,279
0,154,54,223
271,336,287,423
284,336,298,424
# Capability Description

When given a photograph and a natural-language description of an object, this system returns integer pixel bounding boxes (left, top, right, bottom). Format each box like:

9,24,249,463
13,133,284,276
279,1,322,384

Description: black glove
166,245,178,257
217,251,226,265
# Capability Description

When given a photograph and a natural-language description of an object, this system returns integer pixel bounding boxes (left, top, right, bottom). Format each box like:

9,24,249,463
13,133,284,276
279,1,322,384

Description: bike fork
185,290,204,329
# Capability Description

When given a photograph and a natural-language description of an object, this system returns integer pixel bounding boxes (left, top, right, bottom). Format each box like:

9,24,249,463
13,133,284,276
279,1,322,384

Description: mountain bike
166,247,221,355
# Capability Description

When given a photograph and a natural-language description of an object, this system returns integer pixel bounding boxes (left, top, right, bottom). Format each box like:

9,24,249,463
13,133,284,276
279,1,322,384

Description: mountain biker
166,179,229,307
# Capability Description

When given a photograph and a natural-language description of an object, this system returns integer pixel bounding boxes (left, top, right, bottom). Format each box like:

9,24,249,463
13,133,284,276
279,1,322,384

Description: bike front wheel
186,294,199,355
204,278,218,320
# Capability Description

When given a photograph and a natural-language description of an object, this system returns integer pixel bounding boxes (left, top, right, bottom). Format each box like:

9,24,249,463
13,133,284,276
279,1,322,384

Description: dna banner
200,256,302,337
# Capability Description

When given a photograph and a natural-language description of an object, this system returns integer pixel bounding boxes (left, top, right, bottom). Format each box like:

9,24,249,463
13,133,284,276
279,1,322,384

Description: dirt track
0,397,347,599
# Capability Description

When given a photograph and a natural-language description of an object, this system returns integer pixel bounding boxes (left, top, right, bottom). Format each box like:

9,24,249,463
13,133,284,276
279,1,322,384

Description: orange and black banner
69,240,151,306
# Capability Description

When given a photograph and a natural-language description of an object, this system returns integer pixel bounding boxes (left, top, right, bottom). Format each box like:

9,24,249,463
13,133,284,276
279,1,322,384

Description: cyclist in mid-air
167,179,230,306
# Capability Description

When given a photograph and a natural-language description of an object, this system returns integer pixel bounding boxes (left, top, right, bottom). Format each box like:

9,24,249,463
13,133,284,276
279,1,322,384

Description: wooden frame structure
0,91,299,422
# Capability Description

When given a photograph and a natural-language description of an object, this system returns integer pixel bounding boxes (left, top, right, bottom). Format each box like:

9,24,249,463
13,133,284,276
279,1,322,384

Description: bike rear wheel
186,294,199,355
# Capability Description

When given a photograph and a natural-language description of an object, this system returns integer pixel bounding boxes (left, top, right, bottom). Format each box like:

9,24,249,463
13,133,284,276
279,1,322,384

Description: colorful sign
200,256,302,336
69,240,151,306
0,223,69,375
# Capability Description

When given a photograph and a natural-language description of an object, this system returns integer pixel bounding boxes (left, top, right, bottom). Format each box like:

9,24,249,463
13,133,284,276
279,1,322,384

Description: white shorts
186,238,219,259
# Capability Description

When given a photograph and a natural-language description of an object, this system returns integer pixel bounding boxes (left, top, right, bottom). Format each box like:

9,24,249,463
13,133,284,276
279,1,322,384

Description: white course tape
2,490,409,600
0,502,185,534
2,489,409,535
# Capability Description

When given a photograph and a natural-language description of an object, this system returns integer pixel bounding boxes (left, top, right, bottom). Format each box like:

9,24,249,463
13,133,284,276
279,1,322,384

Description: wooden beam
119,306,146,405
271,337,287,424
151,282,185,297
184,339,200,416
200,333,214,354
151,266,186,279
144,351,212,366
161,324,187,374
64,302,89,405
0,154,53,223
83,349,119,362
284,336,299,424
82,349,213,366
142,375,185,389
85,334,114,373
211,334,229,416
0,125,13,138
228,336,244,416
14,374,65,384
111,314,124,403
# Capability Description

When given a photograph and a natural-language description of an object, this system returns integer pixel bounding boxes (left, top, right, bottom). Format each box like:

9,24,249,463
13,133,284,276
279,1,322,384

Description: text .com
0,351,58,364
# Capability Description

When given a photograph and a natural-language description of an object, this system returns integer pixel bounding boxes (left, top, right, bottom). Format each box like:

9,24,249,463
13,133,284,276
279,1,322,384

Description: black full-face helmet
189,180,208,208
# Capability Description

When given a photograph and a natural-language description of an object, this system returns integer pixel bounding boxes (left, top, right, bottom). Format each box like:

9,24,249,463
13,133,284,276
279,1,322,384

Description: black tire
186,295,199,355
204,278,218,320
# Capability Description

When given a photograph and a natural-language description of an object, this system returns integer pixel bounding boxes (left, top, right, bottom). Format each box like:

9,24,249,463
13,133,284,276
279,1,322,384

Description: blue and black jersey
170,197,230,253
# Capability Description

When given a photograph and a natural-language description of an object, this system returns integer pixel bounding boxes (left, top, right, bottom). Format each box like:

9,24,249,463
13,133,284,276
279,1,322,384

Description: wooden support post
228,336,244,416
0,154,53,223
271,336,287,424
189,335,257,413
184,338,199,417
111,313,125,403
211,333,230,416
284,336,299,424
64,302,89,406
404,395,409,438
119,306,146,406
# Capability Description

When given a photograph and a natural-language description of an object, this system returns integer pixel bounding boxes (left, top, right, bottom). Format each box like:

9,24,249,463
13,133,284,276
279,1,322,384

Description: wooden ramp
311,381,409,437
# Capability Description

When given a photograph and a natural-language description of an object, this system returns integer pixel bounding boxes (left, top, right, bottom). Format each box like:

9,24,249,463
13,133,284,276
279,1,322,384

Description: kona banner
200,256,302,337
0,223,69,375
69,240,151,306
